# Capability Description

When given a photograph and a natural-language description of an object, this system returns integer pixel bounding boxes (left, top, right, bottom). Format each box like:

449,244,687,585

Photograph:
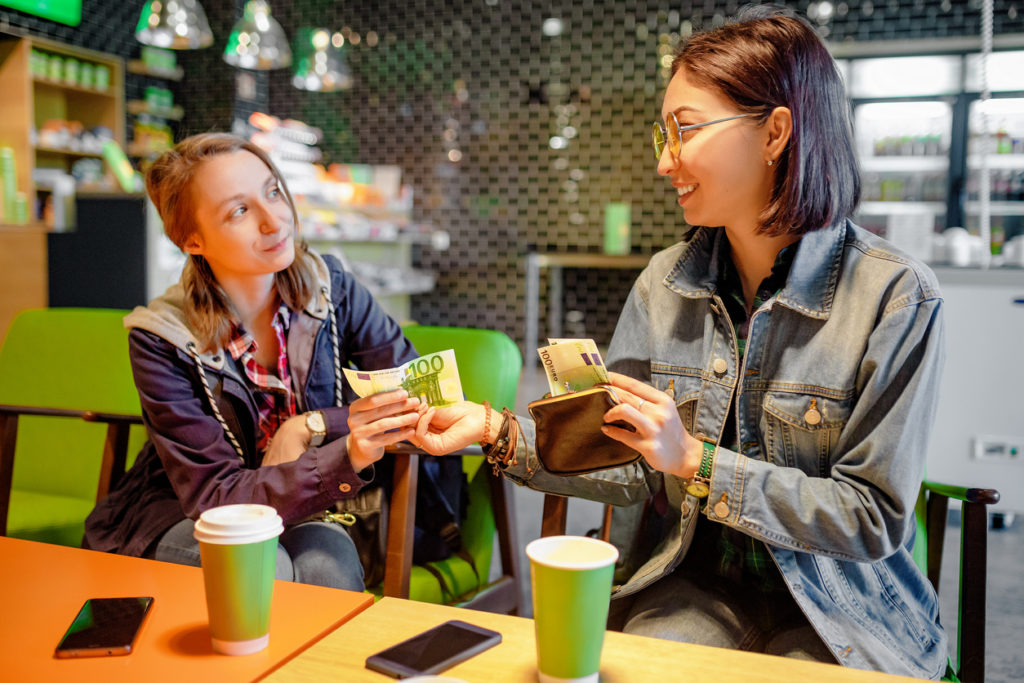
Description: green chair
381,325,523,613
543,477,1000,682
0,308,146,547
913,481,999,683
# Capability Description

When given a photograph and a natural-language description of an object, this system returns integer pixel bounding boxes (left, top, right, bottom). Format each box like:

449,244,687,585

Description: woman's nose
656,148,679,176
257,202,282,233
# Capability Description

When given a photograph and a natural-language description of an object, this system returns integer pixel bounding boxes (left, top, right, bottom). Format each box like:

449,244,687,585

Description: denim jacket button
713,500,730,518
804,408,822,425
712,357,728,374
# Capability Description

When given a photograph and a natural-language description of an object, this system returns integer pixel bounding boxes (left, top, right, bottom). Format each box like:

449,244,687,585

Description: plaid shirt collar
226,303,296,453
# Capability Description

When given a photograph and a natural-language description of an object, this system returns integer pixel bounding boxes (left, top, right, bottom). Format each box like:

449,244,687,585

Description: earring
767,159,774,166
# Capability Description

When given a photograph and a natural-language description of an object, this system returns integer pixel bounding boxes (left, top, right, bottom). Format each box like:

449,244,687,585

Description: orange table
0,536,373,681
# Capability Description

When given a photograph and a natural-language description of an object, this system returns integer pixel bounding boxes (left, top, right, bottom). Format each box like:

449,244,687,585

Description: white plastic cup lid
193,504,284,545
526,535,619,570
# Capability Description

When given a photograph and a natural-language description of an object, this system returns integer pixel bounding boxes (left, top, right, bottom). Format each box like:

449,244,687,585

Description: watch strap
684,438,716,499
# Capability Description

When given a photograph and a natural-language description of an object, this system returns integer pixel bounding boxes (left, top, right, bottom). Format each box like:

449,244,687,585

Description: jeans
607,564,835,662
153,518,365,592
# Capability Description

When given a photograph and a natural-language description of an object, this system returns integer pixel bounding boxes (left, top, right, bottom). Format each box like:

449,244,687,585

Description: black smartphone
365,619,502,679
54,597,154,658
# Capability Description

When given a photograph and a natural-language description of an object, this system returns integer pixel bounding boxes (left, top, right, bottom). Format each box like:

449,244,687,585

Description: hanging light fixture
223,0,292,70
135,0,214,50
292,28,353,92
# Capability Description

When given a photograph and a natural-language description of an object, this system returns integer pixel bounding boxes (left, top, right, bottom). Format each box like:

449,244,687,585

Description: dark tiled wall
4,0,1023,347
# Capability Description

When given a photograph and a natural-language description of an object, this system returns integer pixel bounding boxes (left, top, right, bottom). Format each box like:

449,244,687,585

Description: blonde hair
145,133,318,351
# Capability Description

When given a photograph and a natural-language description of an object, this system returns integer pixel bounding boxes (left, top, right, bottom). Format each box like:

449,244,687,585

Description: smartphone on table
54,596,154,658
365,619,502,679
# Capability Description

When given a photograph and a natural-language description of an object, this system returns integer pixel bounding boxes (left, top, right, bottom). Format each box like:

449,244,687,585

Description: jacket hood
123,249,334,370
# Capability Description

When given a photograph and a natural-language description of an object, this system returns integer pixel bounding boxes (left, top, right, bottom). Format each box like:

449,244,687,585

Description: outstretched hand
411,400,495,455
600,372,703,478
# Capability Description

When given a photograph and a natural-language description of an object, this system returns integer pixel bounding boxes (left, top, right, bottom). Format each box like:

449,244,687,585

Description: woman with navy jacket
84,133,422,590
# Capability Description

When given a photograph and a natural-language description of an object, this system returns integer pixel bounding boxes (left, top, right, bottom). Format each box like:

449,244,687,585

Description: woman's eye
230,205,247,218
268,186,281,199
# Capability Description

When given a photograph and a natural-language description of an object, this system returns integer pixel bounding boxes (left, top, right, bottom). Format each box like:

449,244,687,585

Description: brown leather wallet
527,385,641,476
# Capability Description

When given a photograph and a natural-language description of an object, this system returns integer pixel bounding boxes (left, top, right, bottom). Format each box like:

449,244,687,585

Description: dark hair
145,133,318,351
672,5,860,235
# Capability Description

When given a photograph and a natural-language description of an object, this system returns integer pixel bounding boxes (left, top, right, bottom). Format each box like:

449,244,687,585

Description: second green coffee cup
527,535,619,683
193,504,283,655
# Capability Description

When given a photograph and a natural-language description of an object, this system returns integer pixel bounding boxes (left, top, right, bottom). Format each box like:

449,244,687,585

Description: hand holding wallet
527,384,641,476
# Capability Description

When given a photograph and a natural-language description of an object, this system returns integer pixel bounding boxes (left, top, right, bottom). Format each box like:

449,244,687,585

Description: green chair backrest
398,325,522,603
0,308,145,541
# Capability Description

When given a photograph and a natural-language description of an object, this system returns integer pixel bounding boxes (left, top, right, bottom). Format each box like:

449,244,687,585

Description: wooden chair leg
925,492,949,591
489,473,521,592
383,452,418,599
96,422,131,501
0,413,18,537
959,500,988,683
541,494,568,537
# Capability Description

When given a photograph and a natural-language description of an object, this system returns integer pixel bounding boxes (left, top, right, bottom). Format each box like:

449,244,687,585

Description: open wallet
527,384,642,476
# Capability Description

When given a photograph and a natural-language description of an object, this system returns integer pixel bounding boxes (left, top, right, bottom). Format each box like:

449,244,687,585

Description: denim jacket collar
663,220,849,321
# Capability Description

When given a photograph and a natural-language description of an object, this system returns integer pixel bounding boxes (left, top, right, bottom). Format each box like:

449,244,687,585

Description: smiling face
657,69,775,233
183,150,296,283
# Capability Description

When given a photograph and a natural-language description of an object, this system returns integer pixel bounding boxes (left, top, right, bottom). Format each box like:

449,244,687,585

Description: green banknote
343,349,464,407
537,338,610,396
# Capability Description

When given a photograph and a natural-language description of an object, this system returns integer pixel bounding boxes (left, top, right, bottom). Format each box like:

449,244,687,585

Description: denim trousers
608,563,835,662
152,518,365,592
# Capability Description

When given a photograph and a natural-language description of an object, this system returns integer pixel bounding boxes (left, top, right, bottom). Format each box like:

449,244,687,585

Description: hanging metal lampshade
223,0,292,70
292,28,353,92
135,0,214,50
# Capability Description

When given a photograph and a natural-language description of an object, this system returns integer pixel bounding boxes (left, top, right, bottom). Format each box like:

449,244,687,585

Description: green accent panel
0,308,143,545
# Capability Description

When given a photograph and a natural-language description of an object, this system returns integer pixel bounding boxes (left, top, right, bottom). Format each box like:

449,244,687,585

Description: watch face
307,411,325,432
684,480,710,499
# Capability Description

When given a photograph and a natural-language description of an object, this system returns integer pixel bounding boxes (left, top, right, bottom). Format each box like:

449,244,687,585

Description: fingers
607,372,671,406
350,393,422,427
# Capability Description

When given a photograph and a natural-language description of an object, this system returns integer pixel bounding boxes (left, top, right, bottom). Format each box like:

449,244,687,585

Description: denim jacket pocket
761,391,852,473
652,369,701,435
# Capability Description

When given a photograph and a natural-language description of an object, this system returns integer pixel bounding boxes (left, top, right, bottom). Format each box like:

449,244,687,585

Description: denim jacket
504,219,947,679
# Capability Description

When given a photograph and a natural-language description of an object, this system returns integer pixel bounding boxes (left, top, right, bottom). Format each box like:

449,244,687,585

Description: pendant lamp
292,28,353,92
223,0,292,70
135,0,214,50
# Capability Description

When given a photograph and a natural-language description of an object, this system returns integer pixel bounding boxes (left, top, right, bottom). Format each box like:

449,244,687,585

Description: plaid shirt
226,303,297,455
692,240,797,602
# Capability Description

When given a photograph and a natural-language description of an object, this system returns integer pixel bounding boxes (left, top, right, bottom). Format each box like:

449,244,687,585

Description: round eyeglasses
651,112,756,161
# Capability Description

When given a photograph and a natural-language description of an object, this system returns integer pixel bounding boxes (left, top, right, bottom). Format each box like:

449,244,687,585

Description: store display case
840,47,1024,265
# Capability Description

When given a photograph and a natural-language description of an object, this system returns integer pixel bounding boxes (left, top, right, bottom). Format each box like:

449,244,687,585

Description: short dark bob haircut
672,5,860,236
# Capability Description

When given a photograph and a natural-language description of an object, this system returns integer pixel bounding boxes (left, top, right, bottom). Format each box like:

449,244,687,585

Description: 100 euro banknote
343,349,464,407
537,338,609,396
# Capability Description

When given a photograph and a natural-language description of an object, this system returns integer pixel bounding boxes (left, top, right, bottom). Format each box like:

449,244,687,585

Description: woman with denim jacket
413,7,947,679
84,133,424,590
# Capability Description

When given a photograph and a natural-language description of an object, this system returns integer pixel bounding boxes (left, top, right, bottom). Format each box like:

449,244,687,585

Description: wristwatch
305,410,326,447
684,440,716,499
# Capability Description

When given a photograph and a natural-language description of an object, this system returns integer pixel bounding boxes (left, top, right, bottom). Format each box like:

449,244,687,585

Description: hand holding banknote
343,349,464,407
536,338,610,396
346,390,425,471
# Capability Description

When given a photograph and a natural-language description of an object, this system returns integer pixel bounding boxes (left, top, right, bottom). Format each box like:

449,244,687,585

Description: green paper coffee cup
193,504,284,655
527,535,619,683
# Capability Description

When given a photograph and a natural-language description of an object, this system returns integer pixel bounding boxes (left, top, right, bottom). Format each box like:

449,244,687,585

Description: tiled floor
501,366,1023,681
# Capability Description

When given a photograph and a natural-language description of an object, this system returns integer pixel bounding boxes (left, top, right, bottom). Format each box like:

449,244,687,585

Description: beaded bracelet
482,400,493,446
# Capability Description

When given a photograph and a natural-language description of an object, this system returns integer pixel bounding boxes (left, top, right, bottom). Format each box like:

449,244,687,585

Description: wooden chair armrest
0,404,89,419
81,411,144,426
922,480,1001,506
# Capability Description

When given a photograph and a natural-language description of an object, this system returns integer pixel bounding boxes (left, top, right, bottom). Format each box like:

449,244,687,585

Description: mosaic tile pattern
4,0,1023,348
